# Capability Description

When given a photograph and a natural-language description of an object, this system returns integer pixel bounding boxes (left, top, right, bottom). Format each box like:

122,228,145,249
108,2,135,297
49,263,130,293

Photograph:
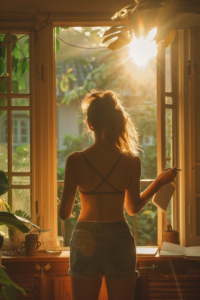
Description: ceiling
1,0,133,14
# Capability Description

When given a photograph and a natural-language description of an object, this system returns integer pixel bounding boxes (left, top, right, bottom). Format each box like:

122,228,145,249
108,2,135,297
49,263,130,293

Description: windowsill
136,246,158,256
62,246,159,256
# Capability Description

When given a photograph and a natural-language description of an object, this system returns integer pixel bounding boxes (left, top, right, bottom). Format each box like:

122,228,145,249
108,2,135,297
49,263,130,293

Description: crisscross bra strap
79,152,125,195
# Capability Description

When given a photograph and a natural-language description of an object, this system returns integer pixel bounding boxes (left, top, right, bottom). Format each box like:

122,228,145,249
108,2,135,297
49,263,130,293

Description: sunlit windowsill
63,246,158,256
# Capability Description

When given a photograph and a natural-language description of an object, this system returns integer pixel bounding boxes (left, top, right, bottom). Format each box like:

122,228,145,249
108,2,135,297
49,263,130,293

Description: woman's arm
58,153,78,220
125,156,177,215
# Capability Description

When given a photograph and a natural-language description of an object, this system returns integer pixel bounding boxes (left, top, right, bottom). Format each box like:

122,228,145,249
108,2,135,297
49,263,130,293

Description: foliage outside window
56,27,158,246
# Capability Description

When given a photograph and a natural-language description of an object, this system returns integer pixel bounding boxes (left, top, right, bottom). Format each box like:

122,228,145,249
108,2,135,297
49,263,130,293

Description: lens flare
128,28,157,66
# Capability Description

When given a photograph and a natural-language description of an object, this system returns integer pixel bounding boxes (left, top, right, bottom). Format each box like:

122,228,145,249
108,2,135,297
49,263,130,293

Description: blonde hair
81,90,140,156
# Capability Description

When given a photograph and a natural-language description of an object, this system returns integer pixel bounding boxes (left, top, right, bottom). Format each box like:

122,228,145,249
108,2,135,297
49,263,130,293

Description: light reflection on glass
0,110,8,171
12,111,30,172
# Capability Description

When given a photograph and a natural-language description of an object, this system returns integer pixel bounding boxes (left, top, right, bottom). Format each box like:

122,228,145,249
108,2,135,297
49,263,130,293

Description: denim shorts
68,220,140,281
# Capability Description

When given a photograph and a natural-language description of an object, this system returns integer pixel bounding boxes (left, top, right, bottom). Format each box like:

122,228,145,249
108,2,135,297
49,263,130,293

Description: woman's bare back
72,144,136,222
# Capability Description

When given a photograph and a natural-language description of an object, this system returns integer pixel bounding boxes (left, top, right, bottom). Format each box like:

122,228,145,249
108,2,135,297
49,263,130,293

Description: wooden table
1,251,200,300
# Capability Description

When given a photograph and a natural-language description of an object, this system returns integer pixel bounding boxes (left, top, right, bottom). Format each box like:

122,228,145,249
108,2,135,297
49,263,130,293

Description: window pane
0,191,8,237
137,186,157,246
0,110,8,171
12,189,30,217
57,187,80,246
196,197,200,236
11,34,29,94
0,98,7,106
0,34,7,94
12,111,30,172
12,98,30,106
196,166,200,195
165,45,172,93
56,27,157,245
165,97,173,105
12,176,30,185
165,108,173,168
166,197,173,228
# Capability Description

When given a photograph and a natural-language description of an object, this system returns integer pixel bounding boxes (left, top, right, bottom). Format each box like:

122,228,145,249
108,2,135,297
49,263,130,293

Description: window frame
0,17,180,248
54,22,178,249
0,29,33,216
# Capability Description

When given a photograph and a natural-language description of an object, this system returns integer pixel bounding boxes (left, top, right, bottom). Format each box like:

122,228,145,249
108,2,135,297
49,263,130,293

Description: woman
59,90,177,300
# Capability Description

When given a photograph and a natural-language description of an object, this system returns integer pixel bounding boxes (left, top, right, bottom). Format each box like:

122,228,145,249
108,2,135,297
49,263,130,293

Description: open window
55,26,177,248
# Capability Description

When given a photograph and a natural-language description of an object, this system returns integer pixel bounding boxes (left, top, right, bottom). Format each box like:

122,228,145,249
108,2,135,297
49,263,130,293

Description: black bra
78,152,125,196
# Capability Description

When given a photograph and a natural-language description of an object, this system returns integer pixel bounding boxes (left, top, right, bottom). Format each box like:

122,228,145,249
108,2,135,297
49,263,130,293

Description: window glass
0,34,7,94
165,108,174,226
137,186,157,246
165,97,173,105
165,45,172,93
11,34,29,94
12,189,30,217
12,176,30,185
0,110,8,172
0,191,8,237
12,111,30,172
0,98,7,106
56,27,157,246
165,108,173,168
12,98,30,106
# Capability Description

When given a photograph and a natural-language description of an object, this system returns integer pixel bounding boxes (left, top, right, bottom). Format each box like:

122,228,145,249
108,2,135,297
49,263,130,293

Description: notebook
160,242,200,257
152,182,175,212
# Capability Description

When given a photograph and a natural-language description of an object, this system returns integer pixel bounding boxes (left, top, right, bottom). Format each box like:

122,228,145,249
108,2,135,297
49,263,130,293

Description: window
56,26,162,247
0,32,31,234
0,23,180,248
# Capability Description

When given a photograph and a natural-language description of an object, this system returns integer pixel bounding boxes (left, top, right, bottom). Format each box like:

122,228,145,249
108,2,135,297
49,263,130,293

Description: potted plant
0,170,40,250
0,169,40,299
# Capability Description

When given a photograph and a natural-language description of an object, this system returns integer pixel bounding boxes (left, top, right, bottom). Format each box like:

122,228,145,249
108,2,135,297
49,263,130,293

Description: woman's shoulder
65,151,82,165
122,152,141,165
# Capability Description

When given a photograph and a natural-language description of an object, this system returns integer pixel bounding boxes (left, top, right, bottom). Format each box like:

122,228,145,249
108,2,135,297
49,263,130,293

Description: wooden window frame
0,16,182,248
0,30,33,215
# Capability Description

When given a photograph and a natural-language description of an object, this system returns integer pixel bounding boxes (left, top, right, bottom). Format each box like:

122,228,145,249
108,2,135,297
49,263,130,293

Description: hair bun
81,89,139,156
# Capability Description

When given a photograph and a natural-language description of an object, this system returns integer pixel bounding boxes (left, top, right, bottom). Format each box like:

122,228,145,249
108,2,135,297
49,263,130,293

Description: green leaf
0,170,10,196
0,234,3,250
18,75,26,89
0,61,4,75
0,78,6,92
2,285,17,300
0,267,25,295
11,35,17,52
24,38,29,44
56,38,60,55
12,56,19,71
3,200,12,213
56,27,60,35
24,44,29,57
12,42,21,60
67,73,77,81
21,59,27,75
0,212,30,233
0,35,7,61
11,80,19,93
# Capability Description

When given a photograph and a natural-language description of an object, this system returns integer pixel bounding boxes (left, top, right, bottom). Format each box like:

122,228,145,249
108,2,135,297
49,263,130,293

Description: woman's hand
157,167,177,186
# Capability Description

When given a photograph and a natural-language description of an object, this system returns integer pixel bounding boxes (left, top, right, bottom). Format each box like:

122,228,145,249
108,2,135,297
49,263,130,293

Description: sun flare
128,28,157,66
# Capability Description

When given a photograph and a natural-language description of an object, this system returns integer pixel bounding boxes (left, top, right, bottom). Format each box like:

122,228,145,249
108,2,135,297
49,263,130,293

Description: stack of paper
160,242,200,257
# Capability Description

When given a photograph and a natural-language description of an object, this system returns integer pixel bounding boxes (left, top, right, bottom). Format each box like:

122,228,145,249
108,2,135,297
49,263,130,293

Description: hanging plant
103,0,200,51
